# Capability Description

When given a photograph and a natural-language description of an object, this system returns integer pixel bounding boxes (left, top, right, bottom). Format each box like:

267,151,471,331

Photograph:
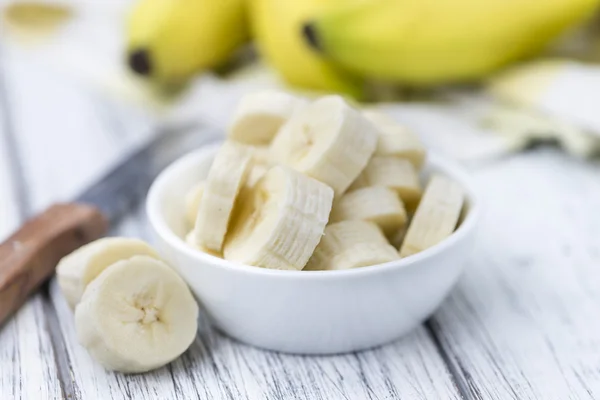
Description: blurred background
1,0,600,196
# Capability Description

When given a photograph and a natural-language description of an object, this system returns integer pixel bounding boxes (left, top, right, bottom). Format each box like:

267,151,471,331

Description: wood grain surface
430,153,600,400
0,55,62,400
2,43,600,400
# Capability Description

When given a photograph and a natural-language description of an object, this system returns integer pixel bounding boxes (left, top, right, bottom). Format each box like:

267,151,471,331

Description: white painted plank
430,150,600,399
0,103,19,240
1,52,153,213
167,308,460,400
50,272,461,400
0,295,64,399
0,61,62,399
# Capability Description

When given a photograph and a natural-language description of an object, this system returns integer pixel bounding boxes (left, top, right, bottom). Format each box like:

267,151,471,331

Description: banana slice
268,119,294,164
305,221,399,271
57,238,160,309
349,156,422,210
185,231,222,258
250,145,271,165
390,214,412,249
247,164,269,187
363,110,426,168
184,182,205,227
224,166,333,270
400,174,464,257
228,91,307,145
269,95,378,196
330,186,407,237
75,256,198,373
192,142,252,252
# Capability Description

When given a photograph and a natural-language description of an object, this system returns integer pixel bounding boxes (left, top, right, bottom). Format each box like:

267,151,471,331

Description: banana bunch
249,0,363,97
57,238,198,373
126,0,248,85
126,0,599,92
125,0,363,94
302,0,600,85
186,91,466,270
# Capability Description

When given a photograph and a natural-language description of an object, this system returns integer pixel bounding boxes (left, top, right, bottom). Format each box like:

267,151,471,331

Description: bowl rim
147,142,480,281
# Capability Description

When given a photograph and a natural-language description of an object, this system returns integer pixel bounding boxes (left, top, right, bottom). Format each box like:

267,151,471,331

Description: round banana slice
184,182,205,227
57,238,160,309
305,221,399,271
400,174,464,257
224,166,334,270
330,186,407,237
269,95,378,196
363,110,426,168
192,141,253,252
75,256,198,373
349,156,422,210
228,91,307,145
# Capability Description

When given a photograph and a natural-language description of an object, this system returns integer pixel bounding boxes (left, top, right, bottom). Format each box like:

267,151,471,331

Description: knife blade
0,122,221,324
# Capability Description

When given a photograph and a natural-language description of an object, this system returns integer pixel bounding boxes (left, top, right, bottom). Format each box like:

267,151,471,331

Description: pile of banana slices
56,92,466,374
185,92,466,270
57,238,199,373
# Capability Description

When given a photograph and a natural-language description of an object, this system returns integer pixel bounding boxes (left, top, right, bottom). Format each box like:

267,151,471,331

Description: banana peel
305,0,600,85
126,0,249,86
250,0,364,98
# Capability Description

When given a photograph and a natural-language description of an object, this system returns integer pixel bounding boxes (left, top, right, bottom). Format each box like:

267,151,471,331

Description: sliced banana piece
57,238,160,309
247,164,269,187
363,110,426,168
269,95,378,196
305,221,399,271
250,145,271,165
268,119,294,164
390,214,412,249
185,231,222,258
350,156,422,210
75,256,198,373
400,174,464,257
192,142,252,252
224,166,333,270
228,91,307,145
330,186,407,237
184,182,205,227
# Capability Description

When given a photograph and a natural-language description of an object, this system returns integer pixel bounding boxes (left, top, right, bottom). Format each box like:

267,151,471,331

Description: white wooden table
2,52,600,400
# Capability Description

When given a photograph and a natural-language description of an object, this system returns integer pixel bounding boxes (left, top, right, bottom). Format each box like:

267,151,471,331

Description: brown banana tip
128,48,152,76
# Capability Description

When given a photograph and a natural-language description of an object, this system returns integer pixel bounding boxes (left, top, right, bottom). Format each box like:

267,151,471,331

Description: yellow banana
304,0,599,85
251,0,363,97
127,0,248,85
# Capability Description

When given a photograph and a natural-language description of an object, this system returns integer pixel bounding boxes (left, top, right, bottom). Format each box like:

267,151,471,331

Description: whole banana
251,0,363,97
304,0,599,85
127,0,248,84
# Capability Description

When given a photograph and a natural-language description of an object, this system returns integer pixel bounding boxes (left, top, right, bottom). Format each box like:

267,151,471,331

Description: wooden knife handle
0,203,108,325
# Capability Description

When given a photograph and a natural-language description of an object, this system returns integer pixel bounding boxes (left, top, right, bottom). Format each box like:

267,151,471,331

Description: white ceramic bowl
147,143,480,355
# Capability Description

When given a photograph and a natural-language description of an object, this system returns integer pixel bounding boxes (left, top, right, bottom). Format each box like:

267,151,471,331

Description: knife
0,122,221,324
